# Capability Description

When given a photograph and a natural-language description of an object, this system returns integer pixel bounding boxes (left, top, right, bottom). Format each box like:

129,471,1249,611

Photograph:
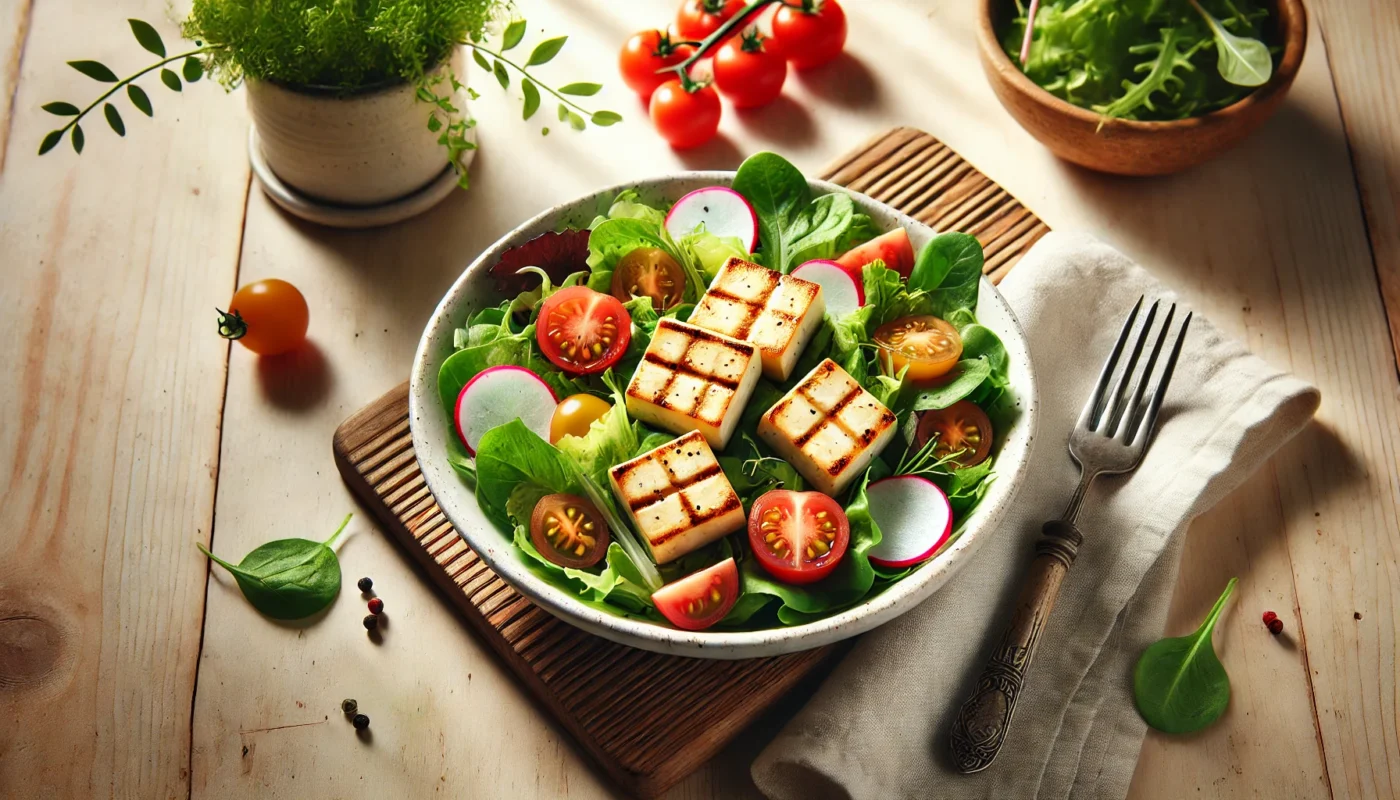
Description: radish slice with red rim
864,475,953,568
792,259,865,316
454,365,559,456
664,187,759,253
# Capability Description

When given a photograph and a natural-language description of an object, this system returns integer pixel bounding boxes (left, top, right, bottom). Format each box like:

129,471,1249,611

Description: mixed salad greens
437,152,1015,631
1005,0,1277,122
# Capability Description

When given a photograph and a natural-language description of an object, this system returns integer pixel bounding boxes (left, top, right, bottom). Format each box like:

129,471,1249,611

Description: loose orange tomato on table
217,278,309,356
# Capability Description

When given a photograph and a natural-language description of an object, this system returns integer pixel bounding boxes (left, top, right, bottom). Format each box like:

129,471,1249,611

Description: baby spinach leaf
1134,577,1237,733
911,358,993,411
732,152,876,273
197,514,350,620
909,231,982,294
1190,0,1272,86
474,419,580,528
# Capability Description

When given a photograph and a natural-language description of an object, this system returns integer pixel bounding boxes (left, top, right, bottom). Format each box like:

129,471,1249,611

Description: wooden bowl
976,0,1308,176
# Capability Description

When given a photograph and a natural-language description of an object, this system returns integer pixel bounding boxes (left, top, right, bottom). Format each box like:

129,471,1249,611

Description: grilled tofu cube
757,359,898,496
688,257,825,381
625,318,761,450
608,431,745,564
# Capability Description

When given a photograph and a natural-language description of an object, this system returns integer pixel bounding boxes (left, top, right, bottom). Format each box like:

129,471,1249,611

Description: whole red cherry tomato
619,29,694,98
771,0,848,69
676,0,746,42
713,28,786,108
649,78,721,149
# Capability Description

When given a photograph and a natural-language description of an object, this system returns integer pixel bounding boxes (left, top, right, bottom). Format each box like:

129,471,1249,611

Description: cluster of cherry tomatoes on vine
619,0,848,149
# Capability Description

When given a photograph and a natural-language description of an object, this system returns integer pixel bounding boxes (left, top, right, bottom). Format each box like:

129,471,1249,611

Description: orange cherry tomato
649,78,722,149
220,278,309,356
549,393,612,443
713,30,787,108
530,494,610,569
915,400,994,468
611,247,686,310
873,315,963,383
536,287,632,375
619,29,695,98
651,557,740,631
676,0,746,42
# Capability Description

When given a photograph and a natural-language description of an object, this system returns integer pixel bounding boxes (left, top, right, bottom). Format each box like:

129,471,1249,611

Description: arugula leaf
198,514,350,620
1190,0,1272,86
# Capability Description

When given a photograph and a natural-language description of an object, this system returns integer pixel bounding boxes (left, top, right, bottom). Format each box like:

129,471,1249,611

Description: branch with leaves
39,20,207,155
461,17,621,134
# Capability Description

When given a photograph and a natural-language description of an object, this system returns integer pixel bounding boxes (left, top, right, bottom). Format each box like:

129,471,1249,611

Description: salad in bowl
409,153,1037,657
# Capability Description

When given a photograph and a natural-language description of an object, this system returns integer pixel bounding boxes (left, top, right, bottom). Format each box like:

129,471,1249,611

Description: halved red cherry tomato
713,29,787,108
649,78,722,149
549,393,612,443
530,494,610,569
748,491,850,585
652,557,740,631
916,400,994,468
611,247,685,310
619,29,695,98
770,0,848,70
676,0,746,42
536,287,632,375
873,315,963,383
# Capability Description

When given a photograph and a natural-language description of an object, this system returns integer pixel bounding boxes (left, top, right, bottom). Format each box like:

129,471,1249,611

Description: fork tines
1081,297,1192,446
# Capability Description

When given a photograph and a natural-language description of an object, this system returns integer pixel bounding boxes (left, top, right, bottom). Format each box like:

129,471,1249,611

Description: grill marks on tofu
758,359,899,496
607,431,745,563
625,319,761,449
689,258,825,381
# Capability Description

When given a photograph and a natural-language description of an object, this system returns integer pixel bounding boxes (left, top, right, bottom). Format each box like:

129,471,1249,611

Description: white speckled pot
410,174,1040,659
246,48,468,206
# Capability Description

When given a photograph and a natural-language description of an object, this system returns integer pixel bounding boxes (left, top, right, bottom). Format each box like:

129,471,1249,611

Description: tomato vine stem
658,0,805,89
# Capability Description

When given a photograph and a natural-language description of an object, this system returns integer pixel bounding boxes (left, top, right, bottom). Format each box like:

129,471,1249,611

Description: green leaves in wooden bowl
1134,576,1237,734
198,514,351,621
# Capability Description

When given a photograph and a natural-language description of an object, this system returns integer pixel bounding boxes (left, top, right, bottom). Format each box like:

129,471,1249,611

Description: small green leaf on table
1134,576,1237,734
42,101,80,116
128,85,153,116
128,18,165,57
527,36,568,66
492,59,509,90
183,56,204,83
68,60,118,82
161,68,182,92
472,49,492,72
591,110,622,127
104,103,125,136
38,130,62,155
502,19,527,51
521,79,540,120
197,514,352,621
72,124,85,154
559,82,602,97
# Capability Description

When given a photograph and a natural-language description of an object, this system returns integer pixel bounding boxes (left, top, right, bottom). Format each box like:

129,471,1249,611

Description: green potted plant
39,0,620,224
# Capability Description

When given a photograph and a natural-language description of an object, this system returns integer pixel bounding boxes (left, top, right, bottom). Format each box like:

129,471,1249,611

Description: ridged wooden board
331,127,1049,799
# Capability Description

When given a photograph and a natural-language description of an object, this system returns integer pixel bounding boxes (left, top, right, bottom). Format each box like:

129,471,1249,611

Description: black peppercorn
363,614,379,631
341,698,357,715
357,577,373,592
352,713,370,730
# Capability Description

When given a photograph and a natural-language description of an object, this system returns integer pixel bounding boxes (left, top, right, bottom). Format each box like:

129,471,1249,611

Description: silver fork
948,297,1192,774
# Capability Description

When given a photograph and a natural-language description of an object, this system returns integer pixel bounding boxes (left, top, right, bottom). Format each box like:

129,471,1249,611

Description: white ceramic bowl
410,172,1038,659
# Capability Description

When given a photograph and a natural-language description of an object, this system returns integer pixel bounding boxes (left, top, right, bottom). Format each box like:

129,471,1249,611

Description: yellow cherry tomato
549,393,612,443
220,278,309,356
873,315,962,383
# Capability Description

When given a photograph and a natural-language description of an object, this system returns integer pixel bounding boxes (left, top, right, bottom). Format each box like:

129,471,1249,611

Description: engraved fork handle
948,516,1085,773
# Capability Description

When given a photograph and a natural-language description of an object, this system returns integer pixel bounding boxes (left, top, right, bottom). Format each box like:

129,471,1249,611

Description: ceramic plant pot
246,47,473,224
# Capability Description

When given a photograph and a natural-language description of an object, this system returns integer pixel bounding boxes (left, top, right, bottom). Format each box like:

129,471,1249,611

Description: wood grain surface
1,1,1397,798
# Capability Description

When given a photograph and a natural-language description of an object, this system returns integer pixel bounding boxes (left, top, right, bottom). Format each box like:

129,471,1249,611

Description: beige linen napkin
751,232,1320,800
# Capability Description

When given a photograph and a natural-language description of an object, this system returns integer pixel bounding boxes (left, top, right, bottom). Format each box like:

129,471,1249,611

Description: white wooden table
2,1,1397,797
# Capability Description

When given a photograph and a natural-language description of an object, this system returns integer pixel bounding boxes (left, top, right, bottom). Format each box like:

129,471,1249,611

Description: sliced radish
665,187,759,252
864,475,953,568
454,366,559,456
792,259,864,316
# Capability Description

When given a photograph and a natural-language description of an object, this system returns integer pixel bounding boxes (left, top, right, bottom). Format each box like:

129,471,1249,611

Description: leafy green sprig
38,20,206,155
461,17,621,134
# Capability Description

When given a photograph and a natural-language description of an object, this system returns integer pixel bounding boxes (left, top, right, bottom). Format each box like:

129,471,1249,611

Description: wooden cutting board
332,126,1049,798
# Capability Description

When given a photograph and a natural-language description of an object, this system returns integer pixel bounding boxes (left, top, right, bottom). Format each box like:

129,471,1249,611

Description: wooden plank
0,0,33,174
0,1,250,796
1310,0,1400,377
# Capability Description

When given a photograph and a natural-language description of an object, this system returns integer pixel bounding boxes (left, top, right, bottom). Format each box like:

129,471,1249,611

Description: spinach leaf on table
1134,577,1237,733
197,514,351,620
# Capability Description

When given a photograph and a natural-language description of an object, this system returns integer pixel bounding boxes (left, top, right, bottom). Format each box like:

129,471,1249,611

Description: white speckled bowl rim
409,172,1039,659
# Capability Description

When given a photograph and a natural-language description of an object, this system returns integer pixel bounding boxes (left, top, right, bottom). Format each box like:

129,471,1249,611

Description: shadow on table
256,339,334,411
